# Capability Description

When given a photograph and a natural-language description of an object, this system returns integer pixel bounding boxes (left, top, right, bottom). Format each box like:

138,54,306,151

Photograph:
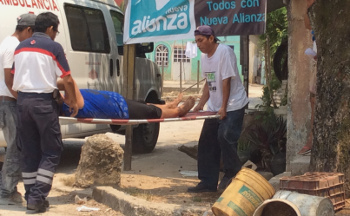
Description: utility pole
122,0,135,171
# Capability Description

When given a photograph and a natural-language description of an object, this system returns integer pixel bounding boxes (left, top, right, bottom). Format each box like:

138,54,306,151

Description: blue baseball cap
194,25,220,41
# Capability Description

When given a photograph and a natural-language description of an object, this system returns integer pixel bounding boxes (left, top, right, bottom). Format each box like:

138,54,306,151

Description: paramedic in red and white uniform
12,12,78,214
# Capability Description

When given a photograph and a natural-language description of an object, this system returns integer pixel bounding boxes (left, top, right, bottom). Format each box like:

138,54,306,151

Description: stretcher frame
59,111,219,125
59,111,219,170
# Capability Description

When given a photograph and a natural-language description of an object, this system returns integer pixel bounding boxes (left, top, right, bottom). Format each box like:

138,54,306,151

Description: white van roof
91,0,121,7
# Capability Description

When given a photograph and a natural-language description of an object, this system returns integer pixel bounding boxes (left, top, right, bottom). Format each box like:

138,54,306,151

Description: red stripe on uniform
14,47,70,77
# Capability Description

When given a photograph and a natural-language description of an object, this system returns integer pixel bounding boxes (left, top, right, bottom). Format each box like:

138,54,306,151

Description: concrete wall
286,0,315,172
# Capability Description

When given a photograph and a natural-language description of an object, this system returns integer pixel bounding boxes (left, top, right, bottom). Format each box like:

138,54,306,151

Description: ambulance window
110,10,124,55
65,4,110,53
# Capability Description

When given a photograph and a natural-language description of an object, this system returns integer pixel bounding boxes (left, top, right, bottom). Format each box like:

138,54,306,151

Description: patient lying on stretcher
57,79,195,119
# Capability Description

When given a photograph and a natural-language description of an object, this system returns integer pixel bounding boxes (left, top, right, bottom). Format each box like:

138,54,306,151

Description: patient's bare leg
177,96,195,117
167,93,183,109
156,96,195,118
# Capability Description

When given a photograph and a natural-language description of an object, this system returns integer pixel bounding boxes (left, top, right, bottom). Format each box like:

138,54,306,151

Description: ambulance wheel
132,122,160,154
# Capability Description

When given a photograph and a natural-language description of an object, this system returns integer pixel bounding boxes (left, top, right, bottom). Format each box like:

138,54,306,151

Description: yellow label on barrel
227,201,247,216
239,185,262,208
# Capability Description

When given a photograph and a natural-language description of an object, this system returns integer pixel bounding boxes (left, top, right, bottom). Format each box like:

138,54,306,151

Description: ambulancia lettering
0,0,59,11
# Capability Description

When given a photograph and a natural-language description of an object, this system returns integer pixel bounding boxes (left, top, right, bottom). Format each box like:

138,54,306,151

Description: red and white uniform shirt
12,32,70,93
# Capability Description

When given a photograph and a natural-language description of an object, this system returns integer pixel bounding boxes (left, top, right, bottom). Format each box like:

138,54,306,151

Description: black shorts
125,99,162,119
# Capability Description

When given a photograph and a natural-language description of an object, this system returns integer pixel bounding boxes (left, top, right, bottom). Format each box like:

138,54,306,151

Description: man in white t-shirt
0,13,36,205
187,25,249,193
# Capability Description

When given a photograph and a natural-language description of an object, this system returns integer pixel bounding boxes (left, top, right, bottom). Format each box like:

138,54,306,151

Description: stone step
290,155,311,176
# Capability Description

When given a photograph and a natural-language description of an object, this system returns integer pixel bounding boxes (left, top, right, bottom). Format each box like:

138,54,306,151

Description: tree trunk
265,36,277,108
309,1,350,193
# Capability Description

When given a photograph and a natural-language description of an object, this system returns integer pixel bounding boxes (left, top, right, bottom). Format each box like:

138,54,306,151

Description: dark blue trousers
16,92,63,205
197,107,245,187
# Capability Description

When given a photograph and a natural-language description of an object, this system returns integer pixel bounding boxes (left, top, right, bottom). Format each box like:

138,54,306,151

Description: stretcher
59,111,220,125
59,111,220,171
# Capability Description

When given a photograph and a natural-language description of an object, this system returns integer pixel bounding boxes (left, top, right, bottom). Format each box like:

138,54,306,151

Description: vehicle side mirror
118,46,123,55
135,43,154,58
118,43,154,57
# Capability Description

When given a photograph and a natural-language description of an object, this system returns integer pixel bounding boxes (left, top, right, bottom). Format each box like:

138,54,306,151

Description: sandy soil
0,146,124,216
109,114,220,210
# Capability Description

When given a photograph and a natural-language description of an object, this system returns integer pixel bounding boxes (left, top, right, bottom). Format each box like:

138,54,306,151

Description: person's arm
193,80,209,112
305,0,316,30
4,68,17,98
217,77,231,120
60,75,79,116
57,78,84,109
304,13,312,30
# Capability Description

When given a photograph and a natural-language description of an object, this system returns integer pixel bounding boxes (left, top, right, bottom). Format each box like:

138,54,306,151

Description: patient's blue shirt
62,89,129,119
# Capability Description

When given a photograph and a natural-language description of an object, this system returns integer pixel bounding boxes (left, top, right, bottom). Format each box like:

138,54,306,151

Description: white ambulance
0,0,163,153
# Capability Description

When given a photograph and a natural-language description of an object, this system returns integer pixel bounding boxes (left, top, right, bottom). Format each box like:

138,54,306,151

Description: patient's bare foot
167,92,183,109
178,96,195,117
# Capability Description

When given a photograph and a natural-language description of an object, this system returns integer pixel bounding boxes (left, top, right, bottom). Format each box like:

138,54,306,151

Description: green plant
237,139,251,152
280,89,288,106
256,73,282,109
258,7,288,108
246,111,287,170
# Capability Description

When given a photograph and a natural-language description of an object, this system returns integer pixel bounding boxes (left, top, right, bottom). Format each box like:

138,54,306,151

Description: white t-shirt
201,44,249,112
0,36,19,98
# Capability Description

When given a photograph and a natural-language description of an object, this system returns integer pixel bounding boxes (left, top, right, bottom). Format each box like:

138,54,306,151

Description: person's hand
217,107,227,120
64,96,79,117
193,103,203,112
68,102,79,117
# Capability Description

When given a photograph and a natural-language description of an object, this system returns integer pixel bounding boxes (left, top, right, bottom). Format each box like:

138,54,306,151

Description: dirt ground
114,113,219,211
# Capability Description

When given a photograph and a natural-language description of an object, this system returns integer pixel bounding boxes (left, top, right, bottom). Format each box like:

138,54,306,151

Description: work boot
218,176,233,191
187,182,217,193
26,201,47,214
44,199,50,208
218,170,235,191
0,191,24,205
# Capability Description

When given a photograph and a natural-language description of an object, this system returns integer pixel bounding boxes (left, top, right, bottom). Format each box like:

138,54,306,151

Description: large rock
75,134,124,188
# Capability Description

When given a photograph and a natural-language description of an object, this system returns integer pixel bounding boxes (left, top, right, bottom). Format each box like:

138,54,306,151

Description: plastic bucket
212,168,275,216
253,199,301,216
269,190,335,216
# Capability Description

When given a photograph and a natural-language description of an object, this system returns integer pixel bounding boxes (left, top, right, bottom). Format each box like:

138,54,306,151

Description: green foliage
280,89,288,106
246,110,287,169
258,7,288,108
260,87,272,108
259,74,282,108
237,138,252,152
260,7,288,55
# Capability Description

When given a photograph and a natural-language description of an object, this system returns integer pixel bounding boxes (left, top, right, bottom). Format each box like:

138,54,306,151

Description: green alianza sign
124,0,266,44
